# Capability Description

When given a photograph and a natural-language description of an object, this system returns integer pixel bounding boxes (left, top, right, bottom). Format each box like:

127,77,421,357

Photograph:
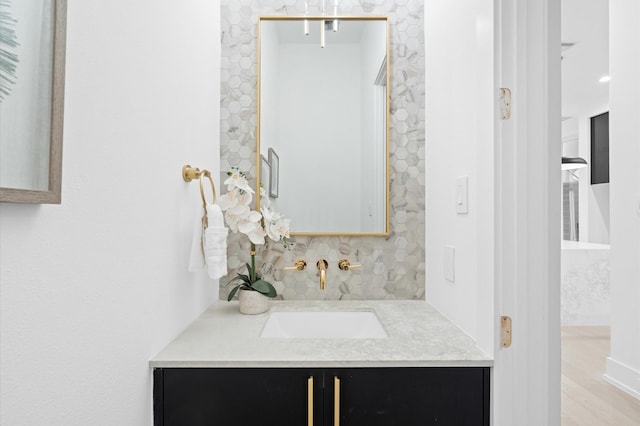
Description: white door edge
492,0,562,424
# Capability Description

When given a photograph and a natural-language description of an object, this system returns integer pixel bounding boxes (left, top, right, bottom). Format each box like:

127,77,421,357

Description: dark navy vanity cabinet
153,367,490,426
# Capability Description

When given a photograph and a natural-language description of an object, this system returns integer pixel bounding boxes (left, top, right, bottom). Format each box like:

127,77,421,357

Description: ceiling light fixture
599,75,611,83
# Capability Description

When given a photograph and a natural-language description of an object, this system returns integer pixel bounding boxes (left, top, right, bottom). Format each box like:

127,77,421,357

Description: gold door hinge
500,316,512,348
500,88,512,120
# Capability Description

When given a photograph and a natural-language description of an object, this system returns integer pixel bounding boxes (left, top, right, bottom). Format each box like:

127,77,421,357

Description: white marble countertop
149,300,493,368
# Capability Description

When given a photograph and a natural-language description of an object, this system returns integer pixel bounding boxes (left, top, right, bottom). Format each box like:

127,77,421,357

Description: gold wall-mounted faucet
317,259,328,290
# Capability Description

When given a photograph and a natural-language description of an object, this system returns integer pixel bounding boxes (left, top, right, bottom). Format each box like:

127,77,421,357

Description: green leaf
245,262,256,282
227,285,241,301
235,274,251,284
251,280,277,298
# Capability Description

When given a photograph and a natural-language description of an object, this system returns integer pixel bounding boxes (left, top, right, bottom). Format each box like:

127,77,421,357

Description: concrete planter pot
238,289,269,315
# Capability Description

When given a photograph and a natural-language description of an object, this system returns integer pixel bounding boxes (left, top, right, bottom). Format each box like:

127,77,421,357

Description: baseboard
604,357,640,400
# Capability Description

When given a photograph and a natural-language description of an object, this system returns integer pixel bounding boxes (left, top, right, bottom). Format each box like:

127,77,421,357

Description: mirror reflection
258,17,389,235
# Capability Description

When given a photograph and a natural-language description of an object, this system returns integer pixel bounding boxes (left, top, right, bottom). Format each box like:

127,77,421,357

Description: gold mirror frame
256,16,390,236
0,0,67,204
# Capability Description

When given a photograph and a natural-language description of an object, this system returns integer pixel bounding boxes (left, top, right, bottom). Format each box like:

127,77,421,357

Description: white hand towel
188,205,207,272
203,204,228,280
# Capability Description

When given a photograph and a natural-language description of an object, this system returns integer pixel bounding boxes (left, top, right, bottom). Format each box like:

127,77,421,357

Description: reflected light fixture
306,0,341,48
562,157,588,171
562,156,588,179
599,75,611,83
304,0,310,35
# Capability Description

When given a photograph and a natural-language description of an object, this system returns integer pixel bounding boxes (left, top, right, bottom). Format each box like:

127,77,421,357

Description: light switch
444,246,455,282
456,176,469,214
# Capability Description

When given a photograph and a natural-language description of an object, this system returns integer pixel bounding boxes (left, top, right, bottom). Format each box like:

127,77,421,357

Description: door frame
493,0,562,424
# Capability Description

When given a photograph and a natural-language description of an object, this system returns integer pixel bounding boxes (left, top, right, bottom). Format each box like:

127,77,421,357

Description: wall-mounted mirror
257,17,389,236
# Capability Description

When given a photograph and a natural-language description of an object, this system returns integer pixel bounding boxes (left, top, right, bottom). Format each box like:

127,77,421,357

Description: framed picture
260,155,271,195
268,148,279,198
0,0,67,204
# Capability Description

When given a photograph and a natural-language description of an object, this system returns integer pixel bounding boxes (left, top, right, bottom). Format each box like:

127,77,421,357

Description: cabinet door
327,367,490,426
154,368,322,426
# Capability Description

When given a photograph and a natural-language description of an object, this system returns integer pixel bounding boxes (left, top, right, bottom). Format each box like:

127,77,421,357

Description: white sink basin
261,311,388,339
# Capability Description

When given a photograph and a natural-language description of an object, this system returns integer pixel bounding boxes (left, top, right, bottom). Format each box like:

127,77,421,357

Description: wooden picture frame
268,148,279,199
0,0,67,204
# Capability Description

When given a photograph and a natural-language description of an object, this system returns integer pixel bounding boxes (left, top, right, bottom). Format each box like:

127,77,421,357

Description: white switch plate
444,246,455,282
456,176,469,214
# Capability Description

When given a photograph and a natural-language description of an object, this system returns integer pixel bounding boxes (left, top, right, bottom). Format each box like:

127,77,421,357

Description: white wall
277,43,362,232
561,0,610,244
561,109,611,244
259,21,281,211
587,181,610,243
425,0,494,355
359,21,387,232
605,0,640,399
0,1,221,424
259,20,280,190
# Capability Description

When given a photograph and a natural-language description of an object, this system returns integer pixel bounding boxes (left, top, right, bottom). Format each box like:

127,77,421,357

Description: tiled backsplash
220,0,424,300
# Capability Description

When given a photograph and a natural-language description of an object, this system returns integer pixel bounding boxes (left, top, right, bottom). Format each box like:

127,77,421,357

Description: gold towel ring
199,170,217,208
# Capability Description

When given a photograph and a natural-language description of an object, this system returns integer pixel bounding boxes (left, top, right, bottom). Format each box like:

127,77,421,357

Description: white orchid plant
219,167,293,301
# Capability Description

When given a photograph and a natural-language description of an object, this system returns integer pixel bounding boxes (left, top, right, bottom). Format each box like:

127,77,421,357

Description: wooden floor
562,326,640,425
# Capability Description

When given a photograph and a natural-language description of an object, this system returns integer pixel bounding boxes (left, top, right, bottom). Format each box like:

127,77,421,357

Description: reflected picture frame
260,155,271,196
0,0,67,204
268,148,279,199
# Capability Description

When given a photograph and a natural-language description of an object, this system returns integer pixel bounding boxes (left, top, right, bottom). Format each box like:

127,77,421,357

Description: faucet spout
317,259,328,290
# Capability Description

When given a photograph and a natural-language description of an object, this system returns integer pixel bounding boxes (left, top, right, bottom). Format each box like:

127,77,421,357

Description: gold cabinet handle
334,376,340,426
308,376,314,426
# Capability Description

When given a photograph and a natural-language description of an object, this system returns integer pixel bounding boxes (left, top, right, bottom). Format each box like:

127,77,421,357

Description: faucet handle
284,259,307,271
338,259,362,271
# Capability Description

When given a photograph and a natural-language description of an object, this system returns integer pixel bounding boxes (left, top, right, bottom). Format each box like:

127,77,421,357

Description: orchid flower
261,206,290,242
218,186,252,211
224,167,254,194
220,169,293,301
220,168,292,248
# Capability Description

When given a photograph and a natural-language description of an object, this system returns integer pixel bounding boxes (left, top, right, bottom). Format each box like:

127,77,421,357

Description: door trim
493,0,562,424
